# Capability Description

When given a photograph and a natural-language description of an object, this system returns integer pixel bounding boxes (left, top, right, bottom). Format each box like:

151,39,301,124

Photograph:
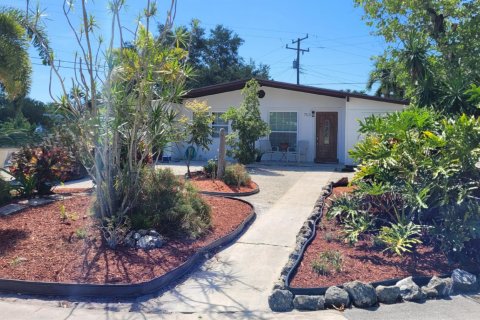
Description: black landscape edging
0,197,256,298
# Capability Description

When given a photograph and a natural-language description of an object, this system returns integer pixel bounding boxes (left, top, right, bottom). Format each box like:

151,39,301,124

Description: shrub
312,250,344,275
130,168,211,238
0,178,11,205
350,107,480,261
203,158,218,178
378,221,422,256
222,164,251,187
9,145,75,195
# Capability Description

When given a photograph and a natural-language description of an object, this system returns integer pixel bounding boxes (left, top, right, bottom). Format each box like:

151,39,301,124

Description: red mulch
189,171,258,194
0,195,252,284
290,187,457,288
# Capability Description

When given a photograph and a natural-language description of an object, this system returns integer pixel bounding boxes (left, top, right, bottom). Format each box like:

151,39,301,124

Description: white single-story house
173,79,407,166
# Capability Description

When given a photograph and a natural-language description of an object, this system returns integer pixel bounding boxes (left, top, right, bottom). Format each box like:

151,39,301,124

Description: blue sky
3,0,386,102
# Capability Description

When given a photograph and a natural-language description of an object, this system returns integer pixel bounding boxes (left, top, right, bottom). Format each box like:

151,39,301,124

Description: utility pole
286,34,310,85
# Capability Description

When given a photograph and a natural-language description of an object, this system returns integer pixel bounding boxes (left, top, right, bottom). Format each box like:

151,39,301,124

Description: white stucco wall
174,87,406,165
344,97,406,165
177,86,347,163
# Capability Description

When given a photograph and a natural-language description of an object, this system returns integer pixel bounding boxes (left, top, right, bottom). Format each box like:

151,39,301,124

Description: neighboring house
175,79,406,165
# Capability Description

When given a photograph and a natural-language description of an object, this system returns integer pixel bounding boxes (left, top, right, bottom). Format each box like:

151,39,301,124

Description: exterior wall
176,86,347,163
344,98,406,165
174,88,406,165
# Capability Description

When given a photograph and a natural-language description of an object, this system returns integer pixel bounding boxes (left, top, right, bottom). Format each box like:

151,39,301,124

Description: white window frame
268,111,298,149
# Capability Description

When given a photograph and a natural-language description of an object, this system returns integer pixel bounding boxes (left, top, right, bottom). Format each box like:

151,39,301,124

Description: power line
286,34,310,85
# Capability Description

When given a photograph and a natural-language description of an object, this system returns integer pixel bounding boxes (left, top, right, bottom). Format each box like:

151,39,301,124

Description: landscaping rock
293,295,324,311
376,285,400,304
421,286,438,299
124,231,136,248
137,229,148,236
268,289,294,312
148,230,160,237
136,235,164,250
133,232,141,241
425,276,453,297
343,281,377,308
325,286,351,308
396,277,426,301
452,269,478,293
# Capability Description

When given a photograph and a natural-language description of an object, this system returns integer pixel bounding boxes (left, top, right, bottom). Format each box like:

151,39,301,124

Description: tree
223,79,270,164
0,6,51,115
44,0,191,247
182,100,214,176
158,23,270,88
355,0,480,114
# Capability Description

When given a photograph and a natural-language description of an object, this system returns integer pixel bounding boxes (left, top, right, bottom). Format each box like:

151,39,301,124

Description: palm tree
366,56,405,99
0,6,51,114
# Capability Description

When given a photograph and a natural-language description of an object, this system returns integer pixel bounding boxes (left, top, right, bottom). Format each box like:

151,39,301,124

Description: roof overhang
184,78,409,105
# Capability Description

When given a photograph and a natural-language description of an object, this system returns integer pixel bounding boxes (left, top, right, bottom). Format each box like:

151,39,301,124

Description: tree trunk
217,128,226,179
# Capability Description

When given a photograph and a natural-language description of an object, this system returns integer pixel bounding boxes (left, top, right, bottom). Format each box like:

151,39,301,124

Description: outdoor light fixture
311,110,315,117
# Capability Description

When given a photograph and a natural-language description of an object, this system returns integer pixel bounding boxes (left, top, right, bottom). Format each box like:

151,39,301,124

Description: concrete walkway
0,164,349,320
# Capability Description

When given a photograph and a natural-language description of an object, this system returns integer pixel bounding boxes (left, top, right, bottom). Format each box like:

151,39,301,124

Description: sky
3,0,387,103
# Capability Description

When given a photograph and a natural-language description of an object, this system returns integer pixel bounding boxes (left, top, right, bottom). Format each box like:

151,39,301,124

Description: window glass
324,120,330,144
269,112,297,149
212,112,228,138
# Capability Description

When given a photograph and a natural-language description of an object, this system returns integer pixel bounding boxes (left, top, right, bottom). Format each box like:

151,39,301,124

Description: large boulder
375,285,400,304
136,235,164,250
268,289,294,312
293,295,325,311
423,276,453,298
343,281,377,308
452,269,478,293
325,286,351,308
396,277,426,301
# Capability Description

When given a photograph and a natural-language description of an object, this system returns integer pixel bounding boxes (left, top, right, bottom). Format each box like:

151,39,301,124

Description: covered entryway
315,112,338,163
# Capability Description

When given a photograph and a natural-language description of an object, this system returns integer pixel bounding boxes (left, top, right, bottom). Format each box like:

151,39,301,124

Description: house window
212,112,228,138
269,112,297,149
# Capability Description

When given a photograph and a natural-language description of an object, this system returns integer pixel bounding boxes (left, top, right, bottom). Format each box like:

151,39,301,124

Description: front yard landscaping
290,186,465,289
0,191,253,284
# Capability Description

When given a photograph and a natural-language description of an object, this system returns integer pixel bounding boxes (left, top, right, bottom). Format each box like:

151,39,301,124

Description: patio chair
258,140,279,160
288,140,308,162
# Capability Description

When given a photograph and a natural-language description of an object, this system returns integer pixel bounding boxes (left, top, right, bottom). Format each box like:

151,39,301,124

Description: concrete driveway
0,163,349,320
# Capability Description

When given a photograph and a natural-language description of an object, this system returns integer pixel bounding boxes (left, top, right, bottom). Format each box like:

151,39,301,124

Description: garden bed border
0,196,256,298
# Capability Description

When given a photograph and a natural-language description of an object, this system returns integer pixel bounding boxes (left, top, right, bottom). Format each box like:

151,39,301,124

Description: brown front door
315,112,338,163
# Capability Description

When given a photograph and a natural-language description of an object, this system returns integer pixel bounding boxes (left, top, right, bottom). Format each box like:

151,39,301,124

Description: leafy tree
355,0,480,114
0,6,51,115
223,79,270,164
158,23,270,88
182,100,214,176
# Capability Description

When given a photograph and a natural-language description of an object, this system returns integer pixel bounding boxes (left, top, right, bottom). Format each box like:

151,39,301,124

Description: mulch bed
0,195,252,284
188,171,258,194
290,187,458,288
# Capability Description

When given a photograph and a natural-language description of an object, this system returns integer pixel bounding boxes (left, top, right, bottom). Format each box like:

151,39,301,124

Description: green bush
0,178,11,205
222,164,251,187
349,106,480,262
130,168,211,238
9,145,75,195
203,158,218,178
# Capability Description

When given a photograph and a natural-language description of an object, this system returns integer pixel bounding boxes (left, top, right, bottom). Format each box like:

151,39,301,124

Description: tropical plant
203,158,218,179
326,194,362,222
222,79,270,164
42,0,194,247
378,221,422,256
8,144,74,196
355,0,480,114
342,214,372,245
